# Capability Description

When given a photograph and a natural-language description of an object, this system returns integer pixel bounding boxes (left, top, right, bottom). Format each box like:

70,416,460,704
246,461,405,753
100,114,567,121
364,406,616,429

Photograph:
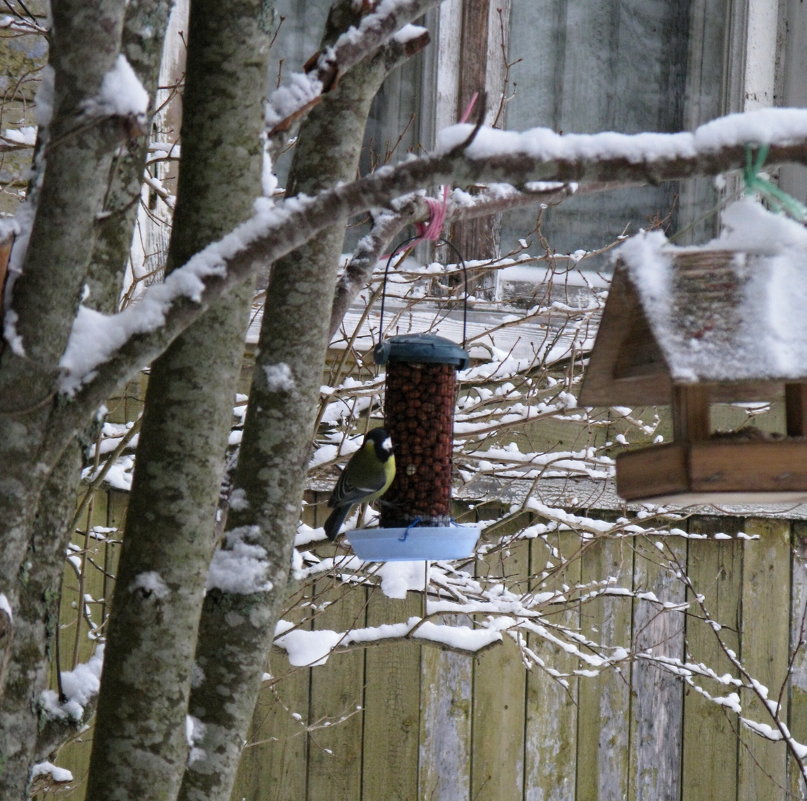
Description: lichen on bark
177,4,428,800
85,1,273,799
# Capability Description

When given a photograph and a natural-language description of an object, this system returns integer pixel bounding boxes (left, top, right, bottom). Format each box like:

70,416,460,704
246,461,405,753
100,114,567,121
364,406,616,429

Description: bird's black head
365,427,393,461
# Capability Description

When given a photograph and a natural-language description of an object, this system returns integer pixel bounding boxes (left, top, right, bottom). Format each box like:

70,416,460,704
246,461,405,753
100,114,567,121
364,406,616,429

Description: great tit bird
324,428,395,541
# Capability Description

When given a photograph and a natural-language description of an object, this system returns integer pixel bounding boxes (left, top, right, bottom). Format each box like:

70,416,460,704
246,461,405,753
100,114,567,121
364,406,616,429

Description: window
503,0,709,255
268,1,804,262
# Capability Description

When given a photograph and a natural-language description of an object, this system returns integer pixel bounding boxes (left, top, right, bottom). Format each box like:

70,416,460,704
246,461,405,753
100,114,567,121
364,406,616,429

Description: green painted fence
34,371,807,801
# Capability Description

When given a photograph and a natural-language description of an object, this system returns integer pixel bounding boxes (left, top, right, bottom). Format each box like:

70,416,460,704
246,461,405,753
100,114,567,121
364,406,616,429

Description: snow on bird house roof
580,198,807,407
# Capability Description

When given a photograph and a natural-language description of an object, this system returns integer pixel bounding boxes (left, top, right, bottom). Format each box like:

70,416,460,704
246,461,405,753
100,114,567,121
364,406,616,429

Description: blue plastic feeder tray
347,525,479,562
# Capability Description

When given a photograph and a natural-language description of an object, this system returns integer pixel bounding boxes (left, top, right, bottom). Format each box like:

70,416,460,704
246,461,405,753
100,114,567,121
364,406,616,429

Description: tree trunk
84,1,273,799
0,443,82,801
178,6,425,800
88,0,177,304
0,0,130,708
0,0,177,793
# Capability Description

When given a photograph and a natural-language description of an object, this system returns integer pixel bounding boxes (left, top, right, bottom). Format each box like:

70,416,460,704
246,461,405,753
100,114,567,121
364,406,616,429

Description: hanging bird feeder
580,202,807,505
346,240,480,561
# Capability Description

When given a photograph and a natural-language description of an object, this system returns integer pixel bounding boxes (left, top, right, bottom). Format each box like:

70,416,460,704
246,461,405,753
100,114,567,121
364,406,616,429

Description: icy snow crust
618,198,807,382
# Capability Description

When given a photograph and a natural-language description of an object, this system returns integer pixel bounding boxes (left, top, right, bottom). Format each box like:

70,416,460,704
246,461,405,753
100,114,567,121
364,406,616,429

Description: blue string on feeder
345,237,480,562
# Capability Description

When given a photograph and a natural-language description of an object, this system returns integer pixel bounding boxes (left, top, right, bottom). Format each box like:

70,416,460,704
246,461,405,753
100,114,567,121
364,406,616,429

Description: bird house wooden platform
580,229,807,505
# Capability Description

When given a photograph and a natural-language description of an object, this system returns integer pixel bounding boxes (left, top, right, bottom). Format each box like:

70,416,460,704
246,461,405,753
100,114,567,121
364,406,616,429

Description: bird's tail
323,504,350,541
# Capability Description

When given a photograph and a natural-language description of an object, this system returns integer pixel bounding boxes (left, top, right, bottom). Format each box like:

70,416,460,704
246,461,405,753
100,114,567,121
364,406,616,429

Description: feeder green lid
374,333,470,369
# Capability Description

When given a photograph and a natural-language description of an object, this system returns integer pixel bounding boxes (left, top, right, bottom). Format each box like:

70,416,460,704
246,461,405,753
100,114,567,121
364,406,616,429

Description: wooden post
682,516,742,801
738,519,791,798
786,382,807,437
672,385,710,442
448,0,510,267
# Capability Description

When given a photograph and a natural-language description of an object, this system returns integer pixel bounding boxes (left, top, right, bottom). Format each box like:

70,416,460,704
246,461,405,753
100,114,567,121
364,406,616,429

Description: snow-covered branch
274,616,503,665
266,0,438,142
49,108,807,461
35,648,103,760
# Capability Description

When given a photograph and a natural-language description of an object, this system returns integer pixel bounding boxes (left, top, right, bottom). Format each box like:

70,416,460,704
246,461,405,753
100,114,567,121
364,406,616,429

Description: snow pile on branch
30,762,73,784
207,526,273,594
264,72,323,128
39,647,104,722
437,107,807,163
274,616,502,667
84,55,149,123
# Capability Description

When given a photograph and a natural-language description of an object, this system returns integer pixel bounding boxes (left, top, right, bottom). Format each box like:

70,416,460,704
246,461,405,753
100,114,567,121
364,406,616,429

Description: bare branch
329,182,581,338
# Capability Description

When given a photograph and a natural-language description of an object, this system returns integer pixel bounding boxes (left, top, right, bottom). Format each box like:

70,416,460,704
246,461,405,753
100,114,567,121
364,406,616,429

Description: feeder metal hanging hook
377,236,469,350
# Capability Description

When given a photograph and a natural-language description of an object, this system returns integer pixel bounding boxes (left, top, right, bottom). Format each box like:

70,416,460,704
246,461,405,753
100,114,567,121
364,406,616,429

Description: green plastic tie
743,143,807,223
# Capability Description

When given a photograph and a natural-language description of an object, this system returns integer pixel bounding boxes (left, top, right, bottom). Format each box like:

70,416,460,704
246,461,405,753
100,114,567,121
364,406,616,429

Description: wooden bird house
580,233,807,505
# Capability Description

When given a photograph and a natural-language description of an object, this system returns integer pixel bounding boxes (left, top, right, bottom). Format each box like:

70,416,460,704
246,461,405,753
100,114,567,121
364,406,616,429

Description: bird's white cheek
382,437,392,453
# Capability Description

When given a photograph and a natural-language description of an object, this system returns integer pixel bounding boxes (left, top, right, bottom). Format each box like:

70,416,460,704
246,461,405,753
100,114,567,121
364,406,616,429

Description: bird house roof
580,199,807,407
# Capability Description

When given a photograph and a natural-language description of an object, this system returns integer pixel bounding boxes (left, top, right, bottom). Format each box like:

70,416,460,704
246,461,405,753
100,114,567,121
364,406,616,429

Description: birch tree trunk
85,1,273,799
0,0,141,794
0,444,82,801
88,0,177,303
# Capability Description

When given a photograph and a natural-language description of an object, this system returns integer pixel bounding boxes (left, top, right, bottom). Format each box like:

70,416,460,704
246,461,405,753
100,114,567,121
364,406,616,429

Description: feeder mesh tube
380,361,456,527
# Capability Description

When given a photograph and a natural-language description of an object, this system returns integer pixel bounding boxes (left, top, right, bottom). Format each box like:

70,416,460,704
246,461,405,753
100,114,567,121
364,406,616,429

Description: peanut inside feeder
373,333,470,528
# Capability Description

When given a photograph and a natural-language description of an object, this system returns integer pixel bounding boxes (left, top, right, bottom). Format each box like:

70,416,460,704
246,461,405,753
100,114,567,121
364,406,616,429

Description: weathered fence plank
232,618,311,800
789,521,807,800
362,588,422,801
45,488,117,801
738,518,791,801
419,643,473,801
472,539,529,801
61,488,111,670
681,516,743,801
628,534,686,801
524,530,581,801
575,535,634,801
305,577,367,801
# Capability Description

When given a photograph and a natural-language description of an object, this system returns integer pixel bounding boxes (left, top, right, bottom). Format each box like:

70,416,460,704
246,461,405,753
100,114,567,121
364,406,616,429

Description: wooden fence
43,494,807,801
38,373,807,801
229,512,806,801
